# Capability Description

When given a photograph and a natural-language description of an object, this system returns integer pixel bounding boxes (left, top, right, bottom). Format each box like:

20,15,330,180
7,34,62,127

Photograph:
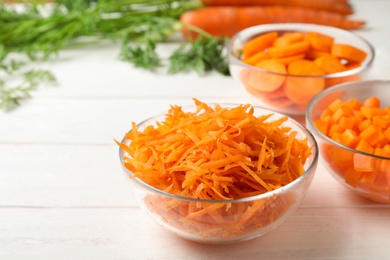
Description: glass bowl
306,80,390,203
118,104,319,244
228,23,375,116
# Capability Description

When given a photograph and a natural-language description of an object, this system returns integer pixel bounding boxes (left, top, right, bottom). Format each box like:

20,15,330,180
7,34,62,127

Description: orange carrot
272,53,306,65
242,32,278,58
314,96,390,201
201,0,354,15
119,99,312,200
314,55,346,74
331,43,368,63
118,99,313,239
363,96,381,108
180,6,365,40
284,59,326,105
238,29,367,110
247,60,286,92
305,31,335,52
273,32,305,47
305,49,332,60
242,50,270,66
268,41,310,58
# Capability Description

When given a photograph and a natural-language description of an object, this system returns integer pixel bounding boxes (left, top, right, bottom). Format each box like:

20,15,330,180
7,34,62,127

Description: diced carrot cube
355,139,374,154
358,119,371,132
345,168,362,188
361,107,385,119
363,96,381,108
328,99,342,112
372,115,388,129
340,129,359,148
314,120,329,135
339,116,355,131
383,127,390,141
354,153,374,172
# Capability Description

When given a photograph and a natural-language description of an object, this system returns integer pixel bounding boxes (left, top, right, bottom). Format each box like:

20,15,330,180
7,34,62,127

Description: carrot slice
273,32,305,47
242,50,269,66
238,30,368,111
246,60,287,92
331,43,368,63
284,59,325,105
242,32,278,58
305,49,332,60
314,55,346,74
268,41,310,58
305,31,334,52
272,53,306,65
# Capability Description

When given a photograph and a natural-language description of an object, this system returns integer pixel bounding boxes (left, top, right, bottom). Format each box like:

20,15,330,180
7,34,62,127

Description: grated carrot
119,99,312,200
118,99,312,239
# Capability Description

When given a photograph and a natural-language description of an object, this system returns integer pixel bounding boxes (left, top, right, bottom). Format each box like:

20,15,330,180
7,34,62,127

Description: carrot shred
120,99,311,199
119,99,313,239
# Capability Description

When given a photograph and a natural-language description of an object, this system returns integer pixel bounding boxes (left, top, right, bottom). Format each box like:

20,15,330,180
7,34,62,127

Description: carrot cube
340,129,359,148
345,168,362,188
354,153,374,172
355,139,373,154
328,99,342,112
372,115,388,129
314,120,329,135
384,127,390,141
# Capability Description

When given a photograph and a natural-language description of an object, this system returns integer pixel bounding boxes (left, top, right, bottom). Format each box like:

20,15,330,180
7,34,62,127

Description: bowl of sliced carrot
117,99,318,244
306,80,390,203
228,23,374,116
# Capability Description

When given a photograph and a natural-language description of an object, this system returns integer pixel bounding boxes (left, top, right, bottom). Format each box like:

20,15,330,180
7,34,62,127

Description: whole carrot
181,6,365,40
202,0,354,15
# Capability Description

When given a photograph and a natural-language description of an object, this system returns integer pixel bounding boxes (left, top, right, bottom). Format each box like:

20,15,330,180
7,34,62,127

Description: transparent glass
228,23,375,116
306,80,390,203
119,105,319,244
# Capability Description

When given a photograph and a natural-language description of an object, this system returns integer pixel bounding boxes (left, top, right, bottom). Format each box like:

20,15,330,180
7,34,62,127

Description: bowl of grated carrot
117,99,319,244
228,23,375,116
306,80,390,204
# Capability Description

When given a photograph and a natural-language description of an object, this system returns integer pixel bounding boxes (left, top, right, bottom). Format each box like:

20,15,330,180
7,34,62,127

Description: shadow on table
174,209,353,260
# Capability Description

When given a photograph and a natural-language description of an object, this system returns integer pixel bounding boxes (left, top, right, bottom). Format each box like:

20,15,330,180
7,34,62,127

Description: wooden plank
0,144,385,208
0,97,251,145
0,207,389,259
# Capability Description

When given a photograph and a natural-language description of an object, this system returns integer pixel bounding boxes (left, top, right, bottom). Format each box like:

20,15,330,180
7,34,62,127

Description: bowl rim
118,103,319,203
228,23,375,79
306,79,390,161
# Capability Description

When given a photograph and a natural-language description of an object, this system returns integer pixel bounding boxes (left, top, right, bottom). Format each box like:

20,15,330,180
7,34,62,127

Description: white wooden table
1,1,390,259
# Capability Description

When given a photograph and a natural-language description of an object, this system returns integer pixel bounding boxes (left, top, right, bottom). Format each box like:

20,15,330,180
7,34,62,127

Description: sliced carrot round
268,41,310,58
314,55,346,74
273,32,305,47
284,59,326,105
242,51,269,66
242,31,278,58
247,60,287,92
305,31,334,52
331,43,368,63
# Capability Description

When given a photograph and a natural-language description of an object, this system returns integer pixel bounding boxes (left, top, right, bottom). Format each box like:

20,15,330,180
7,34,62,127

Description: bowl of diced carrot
306,80,390,203
117,99,319,244
228,23,374,116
